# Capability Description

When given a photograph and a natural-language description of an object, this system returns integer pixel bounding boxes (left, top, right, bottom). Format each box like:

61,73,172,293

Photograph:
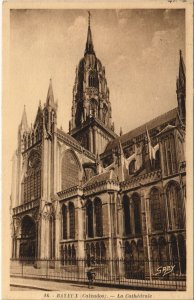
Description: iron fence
10,258,186,291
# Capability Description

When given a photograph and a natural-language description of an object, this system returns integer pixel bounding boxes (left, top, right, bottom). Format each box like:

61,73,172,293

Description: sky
9,9,185,135
5,9,185,191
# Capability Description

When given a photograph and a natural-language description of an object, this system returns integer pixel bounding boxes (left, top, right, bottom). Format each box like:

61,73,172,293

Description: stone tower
69,12,118,155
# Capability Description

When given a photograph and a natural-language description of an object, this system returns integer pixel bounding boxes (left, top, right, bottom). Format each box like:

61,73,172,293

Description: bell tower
69,12,117,155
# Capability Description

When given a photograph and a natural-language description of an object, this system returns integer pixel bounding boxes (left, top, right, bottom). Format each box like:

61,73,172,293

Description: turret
18,106,30,152
43,79,58,138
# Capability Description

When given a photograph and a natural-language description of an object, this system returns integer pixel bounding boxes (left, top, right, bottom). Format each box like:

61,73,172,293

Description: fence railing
10,258,186,291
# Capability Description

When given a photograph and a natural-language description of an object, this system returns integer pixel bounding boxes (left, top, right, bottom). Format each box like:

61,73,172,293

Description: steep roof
83,170,117,188
105,108,178,152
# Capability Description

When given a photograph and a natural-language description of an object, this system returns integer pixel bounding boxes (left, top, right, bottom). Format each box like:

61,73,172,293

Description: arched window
166,182,184,229
128,160,136,175
88,71,98,87
19,216,36,259
23,151,41,203
132,194,142,234
162,135,177,176
155,150,161,170
61,150,80,190
123,195,131,235
86,200,94,238
94,198,103,237
150,188,163,231
69,203,75,239
62,205,67,240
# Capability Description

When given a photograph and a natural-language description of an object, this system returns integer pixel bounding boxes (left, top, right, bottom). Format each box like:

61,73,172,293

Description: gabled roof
104,108,178,152
83,170,118,188
57,128,81,145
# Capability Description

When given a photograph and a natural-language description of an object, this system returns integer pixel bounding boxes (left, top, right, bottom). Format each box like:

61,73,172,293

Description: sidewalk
10,277,120,291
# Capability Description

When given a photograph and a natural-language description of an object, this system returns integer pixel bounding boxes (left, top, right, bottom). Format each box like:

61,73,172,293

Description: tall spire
176,50,186,123
177,50,186,90
84,11,95,55
46,78,55,107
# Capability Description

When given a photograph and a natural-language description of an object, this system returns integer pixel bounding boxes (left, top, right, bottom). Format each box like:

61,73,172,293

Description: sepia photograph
2,1,193,300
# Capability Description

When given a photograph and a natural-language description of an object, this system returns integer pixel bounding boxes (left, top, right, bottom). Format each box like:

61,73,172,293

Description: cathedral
10,15,186,279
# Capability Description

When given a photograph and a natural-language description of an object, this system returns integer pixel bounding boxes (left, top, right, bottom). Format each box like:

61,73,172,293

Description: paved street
10,277,123,291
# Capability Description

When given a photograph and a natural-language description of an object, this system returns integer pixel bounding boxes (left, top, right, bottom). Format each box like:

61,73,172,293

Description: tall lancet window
132,193,142,234
166,182,184,230
88,70,97,87
86,200,94,238
61,150,80,190
23,151,41,203
94,198,103,237
69,202,75,239
150,188,163,231
62,204,67,240
123,195,131,235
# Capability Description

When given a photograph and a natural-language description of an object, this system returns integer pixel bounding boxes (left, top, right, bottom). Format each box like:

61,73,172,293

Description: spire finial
46,78,54,107
85,11,95,55
88,11,91,27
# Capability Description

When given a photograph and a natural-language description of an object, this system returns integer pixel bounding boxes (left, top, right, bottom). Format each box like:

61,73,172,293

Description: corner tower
69,12,117,155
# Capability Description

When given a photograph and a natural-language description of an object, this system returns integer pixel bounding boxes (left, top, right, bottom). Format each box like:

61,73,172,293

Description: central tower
69,12,117,155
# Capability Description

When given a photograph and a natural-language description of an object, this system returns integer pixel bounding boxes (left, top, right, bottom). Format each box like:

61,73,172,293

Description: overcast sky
9,9,185,137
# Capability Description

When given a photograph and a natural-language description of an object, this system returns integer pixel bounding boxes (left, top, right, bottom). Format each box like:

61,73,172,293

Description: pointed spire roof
177,50,186,90
84,11,95,55
20,105,29,131
46,78,55,106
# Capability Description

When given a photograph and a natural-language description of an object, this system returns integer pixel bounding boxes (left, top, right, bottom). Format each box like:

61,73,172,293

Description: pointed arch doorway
19,215,36,260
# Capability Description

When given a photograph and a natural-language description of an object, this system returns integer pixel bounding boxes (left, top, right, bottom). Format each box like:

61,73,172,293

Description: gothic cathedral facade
11,17,186,278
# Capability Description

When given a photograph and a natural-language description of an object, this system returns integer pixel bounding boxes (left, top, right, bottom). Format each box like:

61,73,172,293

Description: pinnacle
85,11,95,55
46,78,55,107
20,105,29,131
